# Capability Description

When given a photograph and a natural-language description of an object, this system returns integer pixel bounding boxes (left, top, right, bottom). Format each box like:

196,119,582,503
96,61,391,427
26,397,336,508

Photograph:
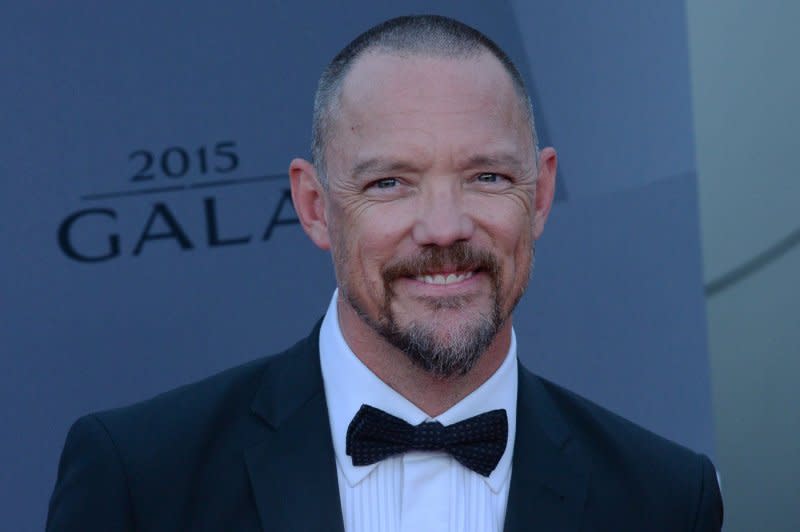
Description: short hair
311,14,538,185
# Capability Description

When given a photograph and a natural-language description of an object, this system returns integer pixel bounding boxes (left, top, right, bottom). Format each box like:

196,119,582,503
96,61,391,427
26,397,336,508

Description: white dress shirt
319,291,518,532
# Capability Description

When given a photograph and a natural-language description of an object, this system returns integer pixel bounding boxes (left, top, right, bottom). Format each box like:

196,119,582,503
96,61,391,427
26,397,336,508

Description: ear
532,147,557,240
289,158,331,250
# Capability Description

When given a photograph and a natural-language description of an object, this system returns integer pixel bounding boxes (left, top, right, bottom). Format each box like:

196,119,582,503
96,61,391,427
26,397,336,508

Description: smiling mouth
412,271,476,285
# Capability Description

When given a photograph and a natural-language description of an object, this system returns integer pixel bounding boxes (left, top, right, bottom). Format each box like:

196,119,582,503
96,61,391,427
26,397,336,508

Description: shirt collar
319,290,517,493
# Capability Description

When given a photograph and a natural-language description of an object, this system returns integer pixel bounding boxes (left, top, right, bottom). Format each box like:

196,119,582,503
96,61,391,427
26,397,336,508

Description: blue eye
374,178,397,189
477,173,500,183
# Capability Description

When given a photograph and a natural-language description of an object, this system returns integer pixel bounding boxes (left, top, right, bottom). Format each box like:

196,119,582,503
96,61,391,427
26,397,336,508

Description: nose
411,182,475,247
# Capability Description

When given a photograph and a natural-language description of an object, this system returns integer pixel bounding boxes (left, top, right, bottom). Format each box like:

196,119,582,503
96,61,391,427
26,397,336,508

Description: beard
339,241,526,378
378,298,501,378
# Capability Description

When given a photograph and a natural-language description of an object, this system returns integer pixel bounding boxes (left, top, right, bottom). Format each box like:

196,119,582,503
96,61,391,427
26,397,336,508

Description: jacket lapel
241,326,589,531
244,324,345,532
504,365,589,531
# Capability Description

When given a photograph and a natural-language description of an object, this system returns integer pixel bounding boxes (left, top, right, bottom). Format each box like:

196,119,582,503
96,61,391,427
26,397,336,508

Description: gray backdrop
1,2,714,530
688,1,800,530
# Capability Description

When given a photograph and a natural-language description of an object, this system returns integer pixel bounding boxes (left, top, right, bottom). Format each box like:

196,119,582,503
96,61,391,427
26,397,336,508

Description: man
48,15,723,531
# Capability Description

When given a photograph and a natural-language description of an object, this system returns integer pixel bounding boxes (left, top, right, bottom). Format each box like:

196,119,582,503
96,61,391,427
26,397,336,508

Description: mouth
382,243,498,294
412,271,476,285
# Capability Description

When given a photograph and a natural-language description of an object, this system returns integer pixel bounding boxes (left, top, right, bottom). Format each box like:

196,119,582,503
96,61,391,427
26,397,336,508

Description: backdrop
1,2,714,530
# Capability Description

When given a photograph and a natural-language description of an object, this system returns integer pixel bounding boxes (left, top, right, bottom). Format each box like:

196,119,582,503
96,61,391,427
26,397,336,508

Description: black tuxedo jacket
48,323,723,531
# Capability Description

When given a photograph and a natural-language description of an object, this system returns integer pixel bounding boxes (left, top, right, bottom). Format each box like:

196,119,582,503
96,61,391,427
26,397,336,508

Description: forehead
328,51,533,173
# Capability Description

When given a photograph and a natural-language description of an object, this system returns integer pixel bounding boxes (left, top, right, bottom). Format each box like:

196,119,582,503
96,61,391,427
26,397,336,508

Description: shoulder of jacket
533,372,702,471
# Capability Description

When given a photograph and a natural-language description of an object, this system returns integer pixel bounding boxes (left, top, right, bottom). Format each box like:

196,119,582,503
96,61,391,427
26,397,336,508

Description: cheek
487,213,535,284
350,207,413,260
336,224,400,286
512,220,535,268
476,197,533,246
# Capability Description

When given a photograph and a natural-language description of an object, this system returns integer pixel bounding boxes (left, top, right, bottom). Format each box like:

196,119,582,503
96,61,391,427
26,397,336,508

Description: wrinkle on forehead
339,52,525,122
323,52,534,184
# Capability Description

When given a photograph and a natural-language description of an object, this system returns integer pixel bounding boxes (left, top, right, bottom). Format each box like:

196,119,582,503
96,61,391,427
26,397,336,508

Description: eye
476,173,504,183
371,177,398,189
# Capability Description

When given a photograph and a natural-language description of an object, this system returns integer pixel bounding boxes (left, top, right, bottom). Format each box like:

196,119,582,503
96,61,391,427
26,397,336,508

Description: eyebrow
350,152,528,179
351,157,422,178
458,153,526,173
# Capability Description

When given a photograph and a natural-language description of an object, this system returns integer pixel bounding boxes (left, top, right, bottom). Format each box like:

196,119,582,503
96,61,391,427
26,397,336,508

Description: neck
337,296,511,417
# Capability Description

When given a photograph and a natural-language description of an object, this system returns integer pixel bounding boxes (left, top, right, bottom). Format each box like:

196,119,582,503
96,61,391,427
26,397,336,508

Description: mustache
382,242,499,282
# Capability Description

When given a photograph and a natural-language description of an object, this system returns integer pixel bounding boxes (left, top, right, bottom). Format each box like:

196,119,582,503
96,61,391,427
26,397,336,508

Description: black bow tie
345,404,508,477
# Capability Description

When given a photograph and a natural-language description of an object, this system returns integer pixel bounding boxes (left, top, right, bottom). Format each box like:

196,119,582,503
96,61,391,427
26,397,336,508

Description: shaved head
311,15,539,185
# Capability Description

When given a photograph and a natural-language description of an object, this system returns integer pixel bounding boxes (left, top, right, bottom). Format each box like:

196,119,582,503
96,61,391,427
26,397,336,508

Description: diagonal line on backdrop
189,173,287,190
80,173,288,201
499,0,568,203
705,226,800,296
81,184,186,200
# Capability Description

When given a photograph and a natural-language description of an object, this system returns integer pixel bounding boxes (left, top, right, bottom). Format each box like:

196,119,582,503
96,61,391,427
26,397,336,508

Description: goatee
347,242,506,378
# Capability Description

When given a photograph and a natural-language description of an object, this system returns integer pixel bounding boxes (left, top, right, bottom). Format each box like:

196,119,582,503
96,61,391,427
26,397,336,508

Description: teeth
415,271,474,285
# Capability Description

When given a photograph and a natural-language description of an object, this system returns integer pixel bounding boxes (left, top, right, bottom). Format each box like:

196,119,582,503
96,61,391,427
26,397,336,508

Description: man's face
322,52,544,376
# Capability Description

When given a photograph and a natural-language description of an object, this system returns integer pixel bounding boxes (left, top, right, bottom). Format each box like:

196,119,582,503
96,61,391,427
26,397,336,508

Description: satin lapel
504,365,589,532
244,323,344,532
